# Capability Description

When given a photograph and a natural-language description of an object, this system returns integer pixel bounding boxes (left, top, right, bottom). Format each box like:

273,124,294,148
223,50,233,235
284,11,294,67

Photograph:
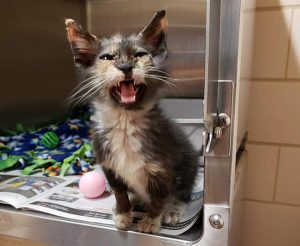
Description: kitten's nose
117,64,133,76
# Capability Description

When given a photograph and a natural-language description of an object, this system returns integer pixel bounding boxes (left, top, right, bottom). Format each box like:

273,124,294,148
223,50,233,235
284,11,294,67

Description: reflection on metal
197,205,229,246
209,214,224,229
87,0,206,98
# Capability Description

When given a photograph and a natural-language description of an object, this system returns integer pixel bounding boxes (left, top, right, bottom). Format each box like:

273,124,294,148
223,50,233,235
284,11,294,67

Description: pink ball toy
79,171,106,198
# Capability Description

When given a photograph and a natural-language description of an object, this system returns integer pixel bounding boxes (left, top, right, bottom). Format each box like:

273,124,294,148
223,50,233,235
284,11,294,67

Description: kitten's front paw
162,202,186,225
114,211,132,230
138,216,161,233
163,211,182,225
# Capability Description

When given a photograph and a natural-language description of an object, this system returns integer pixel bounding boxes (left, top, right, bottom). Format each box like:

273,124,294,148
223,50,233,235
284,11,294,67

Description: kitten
65,10,198,233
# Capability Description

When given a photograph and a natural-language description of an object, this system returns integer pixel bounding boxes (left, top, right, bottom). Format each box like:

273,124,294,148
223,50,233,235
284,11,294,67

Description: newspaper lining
0,168,203,236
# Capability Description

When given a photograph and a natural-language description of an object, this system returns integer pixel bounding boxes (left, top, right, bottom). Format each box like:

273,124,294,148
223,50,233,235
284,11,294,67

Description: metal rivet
209,214,224,229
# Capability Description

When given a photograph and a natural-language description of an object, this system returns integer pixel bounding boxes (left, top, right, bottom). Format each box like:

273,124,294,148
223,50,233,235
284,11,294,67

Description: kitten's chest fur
93,104,151,201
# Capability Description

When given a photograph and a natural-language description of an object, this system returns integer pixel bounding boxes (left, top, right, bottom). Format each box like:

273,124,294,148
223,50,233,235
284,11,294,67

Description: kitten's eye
134,51,148,58
99,54,114,60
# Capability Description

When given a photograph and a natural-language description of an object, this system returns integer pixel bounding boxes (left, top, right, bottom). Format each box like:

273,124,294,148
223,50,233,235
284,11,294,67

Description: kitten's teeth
134,80,136,85
118,82,120,87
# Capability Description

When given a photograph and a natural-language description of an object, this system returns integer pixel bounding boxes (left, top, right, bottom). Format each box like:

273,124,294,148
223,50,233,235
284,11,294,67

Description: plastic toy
41,131,59,148
79,171,106,198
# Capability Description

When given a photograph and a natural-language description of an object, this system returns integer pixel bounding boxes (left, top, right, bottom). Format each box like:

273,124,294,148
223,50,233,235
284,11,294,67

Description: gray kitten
65,10,198,233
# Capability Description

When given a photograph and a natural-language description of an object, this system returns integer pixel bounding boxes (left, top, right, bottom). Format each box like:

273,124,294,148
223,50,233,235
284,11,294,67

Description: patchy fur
65,10,198,233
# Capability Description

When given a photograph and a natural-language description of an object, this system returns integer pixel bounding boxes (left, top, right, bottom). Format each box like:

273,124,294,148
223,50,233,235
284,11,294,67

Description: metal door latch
203,113,231,154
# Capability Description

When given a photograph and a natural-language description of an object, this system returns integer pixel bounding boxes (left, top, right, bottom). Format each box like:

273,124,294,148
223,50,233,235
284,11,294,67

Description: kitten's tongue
120,82,136,103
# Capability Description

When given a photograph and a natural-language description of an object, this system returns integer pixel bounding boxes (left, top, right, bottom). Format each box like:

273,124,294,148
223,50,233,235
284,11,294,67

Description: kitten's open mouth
110,79,146,105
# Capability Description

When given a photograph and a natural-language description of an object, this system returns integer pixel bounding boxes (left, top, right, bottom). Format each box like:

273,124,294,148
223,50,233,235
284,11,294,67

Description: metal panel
0,204,231,246
0,0,86,127
0,205,203,246
87,0,206,98
204,0,242,208
160,99,203,122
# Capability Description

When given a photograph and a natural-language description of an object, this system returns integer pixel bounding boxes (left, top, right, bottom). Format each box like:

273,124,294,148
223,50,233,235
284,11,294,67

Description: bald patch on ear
65,19,97,43
160,16,168,30
65,19,79,43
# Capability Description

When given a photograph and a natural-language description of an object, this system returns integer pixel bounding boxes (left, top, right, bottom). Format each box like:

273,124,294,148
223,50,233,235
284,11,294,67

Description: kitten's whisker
144,75,171,84
76,77,107,94
144,74,183,95
70,81,97,98
75,79,107,102
73,86,101,105
144,75,176,88
68,83,97,102
79,74,101,85
67,78,108,105
146,75,173,82
147,68,171,76
70,74,102,93
145,72,171,80
68,76,104,99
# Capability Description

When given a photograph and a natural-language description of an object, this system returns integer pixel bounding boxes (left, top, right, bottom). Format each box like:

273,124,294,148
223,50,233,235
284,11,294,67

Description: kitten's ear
65,19,99,67
138,10,168,53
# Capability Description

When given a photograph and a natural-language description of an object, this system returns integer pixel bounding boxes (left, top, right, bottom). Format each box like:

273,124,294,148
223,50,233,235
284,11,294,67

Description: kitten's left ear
138,10,168,53
65,19,99,67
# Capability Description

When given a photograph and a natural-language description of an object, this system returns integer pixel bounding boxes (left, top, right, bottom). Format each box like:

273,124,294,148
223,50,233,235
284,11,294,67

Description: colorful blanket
0,112,95,176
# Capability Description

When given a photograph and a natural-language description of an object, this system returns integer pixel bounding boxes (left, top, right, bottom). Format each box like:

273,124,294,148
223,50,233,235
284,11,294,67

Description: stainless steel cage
0,0,254,245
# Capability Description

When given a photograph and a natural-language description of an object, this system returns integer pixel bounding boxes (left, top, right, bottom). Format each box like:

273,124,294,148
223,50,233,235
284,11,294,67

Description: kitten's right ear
65,19,99,67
